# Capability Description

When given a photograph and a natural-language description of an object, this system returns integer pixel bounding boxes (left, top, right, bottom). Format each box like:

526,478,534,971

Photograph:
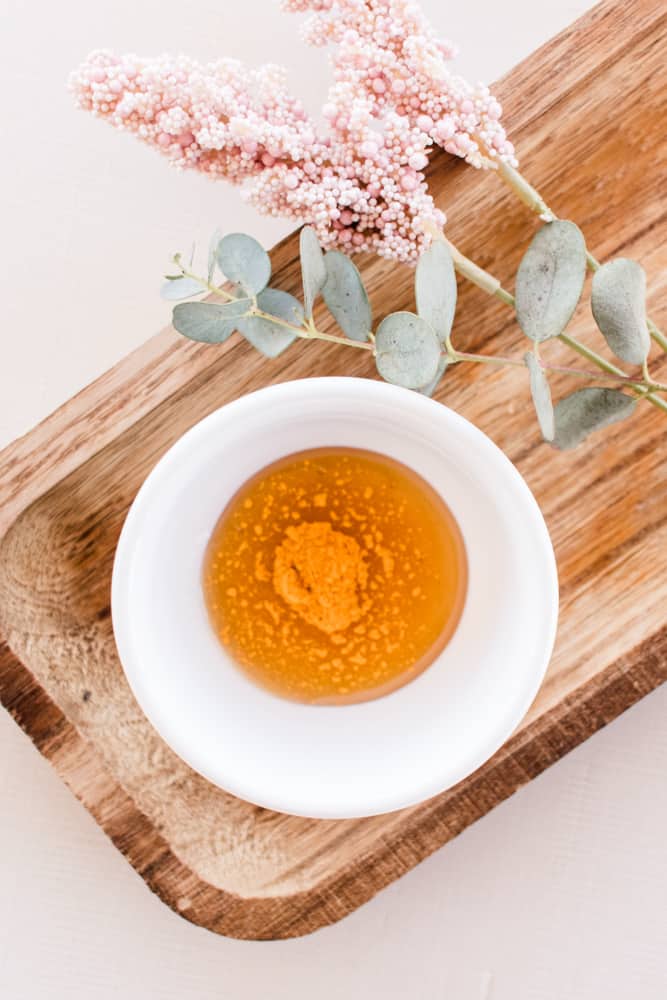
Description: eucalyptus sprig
164,225,666,449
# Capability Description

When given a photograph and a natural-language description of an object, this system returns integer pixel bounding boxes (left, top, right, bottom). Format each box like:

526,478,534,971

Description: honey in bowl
202,448,467,705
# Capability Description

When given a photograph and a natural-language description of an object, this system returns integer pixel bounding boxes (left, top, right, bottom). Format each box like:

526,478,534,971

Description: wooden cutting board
1,0,665,940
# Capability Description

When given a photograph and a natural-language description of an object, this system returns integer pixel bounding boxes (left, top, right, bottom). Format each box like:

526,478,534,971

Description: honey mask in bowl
203,447,467,704
111,378,558,817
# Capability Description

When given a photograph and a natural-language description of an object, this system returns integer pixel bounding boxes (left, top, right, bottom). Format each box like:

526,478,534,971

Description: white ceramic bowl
112,377,558,819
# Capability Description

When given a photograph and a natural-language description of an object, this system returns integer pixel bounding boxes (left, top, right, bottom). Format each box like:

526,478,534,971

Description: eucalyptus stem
176,260,375,351
648,318,667,353
176,263,237,303
493,159,667,353
250,306,373,350
175,247,667,413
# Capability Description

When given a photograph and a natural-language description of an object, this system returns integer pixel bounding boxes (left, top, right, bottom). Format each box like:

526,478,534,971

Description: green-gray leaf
552,388,636,450
300,226,327,320
375,312,441,390
417,357,448,397
515,220,587,342
524,352,555,442
160,276,207,301
321,250,372,341
415,241,457,345
172,299,250,343
237,288,303,358
591,258,649,365
217,233,271,295
208,228,223,283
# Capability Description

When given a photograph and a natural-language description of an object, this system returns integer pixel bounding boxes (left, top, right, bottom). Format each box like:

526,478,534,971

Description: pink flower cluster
287,0,514,165
70,0,514,262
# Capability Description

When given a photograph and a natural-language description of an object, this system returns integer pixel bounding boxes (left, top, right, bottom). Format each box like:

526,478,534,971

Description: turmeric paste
202,447,467,705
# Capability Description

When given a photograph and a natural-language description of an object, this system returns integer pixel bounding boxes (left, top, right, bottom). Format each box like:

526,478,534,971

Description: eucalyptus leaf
238,287,303,358
524,352,555,442
217,233,271,295
515,220,587,342
321,250,372,341
300,226,327,320
208,228,223,283
172,299,250,343
375,312,441,390
160,276,208,301
591,258,649,365
417,357,448,397
415,240,457,345
552,388,636,450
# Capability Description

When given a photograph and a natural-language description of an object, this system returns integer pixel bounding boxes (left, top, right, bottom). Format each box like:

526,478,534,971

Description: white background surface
2,1,666,997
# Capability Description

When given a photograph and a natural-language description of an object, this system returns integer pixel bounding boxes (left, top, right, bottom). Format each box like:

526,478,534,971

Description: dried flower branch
70,0,512,262
70,0,665,447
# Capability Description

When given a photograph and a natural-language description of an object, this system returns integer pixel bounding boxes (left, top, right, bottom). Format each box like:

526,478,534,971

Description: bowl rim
111,377,559,818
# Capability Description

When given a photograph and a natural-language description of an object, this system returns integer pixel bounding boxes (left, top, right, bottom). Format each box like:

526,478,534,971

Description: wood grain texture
1,0,666,940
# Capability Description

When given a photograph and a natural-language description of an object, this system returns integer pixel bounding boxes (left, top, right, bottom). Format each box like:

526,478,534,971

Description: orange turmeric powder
203,448,467,705
273,521,371,634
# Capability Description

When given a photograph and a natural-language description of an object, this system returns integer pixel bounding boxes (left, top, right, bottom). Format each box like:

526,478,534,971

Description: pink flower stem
492,158,667,353
441,236,667,413
443,237,515,305
451,349,667,392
